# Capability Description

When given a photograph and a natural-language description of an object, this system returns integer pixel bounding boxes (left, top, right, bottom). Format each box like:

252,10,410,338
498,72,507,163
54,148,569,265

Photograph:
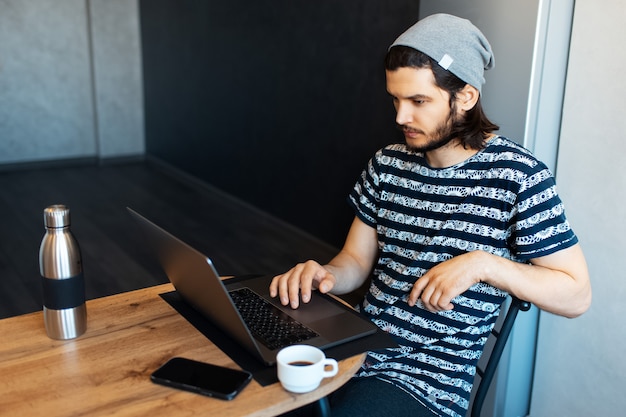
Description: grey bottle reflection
39,205,87,339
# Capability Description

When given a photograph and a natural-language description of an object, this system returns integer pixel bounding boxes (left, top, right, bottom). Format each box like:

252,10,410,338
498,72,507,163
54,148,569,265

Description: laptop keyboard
229,287,319,351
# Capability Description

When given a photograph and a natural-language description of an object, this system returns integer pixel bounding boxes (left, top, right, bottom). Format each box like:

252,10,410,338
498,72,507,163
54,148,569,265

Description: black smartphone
150,357,252,400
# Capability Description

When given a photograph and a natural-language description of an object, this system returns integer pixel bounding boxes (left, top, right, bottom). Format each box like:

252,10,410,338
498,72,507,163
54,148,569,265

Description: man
270,14,591,417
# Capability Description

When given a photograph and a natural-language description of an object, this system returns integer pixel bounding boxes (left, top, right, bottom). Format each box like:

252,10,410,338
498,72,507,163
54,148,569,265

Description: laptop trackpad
309,312,375,342
272,293,347,322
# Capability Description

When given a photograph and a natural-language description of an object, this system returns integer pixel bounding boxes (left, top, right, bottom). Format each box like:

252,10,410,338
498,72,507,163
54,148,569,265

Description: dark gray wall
140,1,421,247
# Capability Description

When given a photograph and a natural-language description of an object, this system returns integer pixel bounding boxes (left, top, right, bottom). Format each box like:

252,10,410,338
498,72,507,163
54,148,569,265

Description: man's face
386,67,460,153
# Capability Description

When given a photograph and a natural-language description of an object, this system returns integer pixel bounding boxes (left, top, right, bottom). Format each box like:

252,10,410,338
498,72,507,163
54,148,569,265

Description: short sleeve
348,151,382,228
512,163,578,260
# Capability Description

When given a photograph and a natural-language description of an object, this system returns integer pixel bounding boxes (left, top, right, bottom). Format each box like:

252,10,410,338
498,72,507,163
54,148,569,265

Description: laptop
127,207,377,366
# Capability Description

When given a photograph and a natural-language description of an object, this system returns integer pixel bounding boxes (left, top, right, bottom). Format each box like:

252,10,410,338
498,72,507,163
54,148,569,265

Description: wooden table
0,283,365,416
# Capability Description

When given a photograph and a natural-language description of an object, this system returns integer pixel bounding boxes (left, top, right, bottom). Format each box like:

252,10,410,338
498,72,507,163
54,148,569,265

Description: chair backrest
470,296,531,417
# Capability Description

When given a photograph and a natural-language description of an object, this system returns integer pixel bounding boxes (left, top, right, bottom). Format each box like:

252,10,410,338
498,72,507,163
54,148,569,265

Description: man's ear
456,84,480,111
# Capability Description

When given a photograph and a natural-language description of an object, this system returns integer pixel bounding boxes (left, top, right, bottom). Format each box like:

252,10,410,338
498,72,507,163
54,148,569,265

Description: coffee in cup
276,344,338,393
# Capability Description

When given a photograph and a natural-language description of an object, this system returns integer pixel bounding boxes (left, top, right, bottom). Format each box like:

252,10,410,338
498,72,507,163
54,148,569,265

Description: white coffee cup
276,344,339,393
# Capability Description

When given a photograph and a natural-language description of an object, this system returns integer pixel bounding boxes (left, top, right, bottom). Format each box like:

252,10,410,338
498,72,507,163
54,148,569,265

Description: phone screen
151,357,252,400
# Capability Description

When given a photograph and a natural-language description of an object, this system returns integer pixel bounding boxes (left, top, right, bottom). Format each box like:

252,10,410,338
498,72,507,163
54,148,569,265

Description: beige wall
531,0,626,415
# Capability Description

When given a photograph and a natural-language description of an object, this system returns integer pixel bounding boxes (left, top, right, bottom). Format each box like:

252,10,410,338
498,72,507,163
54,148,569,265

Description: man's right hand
269,260,337,309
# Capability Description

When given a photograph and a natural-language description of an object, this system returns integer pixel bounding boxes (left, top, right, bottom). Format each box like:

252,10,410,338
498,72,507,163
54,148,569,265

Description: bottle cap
43,205,71,228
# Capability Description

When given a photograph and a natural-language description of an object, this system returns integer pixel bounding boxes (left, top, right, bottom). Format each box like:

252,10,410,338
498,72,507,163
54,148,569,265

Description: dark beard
398,108,461,153
403,129,456,153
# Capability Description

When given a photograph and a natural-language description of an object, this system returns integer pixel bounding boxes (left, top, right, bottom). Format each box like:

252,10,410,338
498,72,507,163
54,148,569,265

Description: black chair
470,296,531,417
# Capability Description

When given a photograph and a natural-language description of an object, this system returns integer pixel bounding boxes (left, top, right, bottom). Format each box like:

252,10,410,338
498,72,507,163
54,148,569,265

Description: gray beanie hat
390,13,494,94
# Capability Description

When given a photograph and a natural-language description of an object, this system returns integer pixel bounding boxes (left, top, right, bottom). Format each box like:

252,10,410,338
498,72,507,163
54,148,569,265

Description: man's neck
424,139,478,168
423,135,493,168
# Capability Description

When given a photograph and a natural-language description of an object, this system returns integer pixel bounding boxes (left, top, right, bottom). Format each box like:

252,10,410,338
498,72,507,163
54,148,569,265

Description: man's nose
395,102,413,125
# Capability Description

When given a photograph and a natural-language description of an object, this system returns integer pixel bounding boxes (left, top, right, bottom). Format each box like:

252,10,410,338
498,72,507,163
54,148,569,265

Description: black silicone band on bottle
41,274,85,310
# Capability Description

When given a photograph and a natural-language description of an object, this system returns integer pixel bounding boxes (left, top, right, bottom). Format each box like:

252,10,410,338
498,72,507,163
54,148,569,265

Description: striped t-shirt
347,136,577,416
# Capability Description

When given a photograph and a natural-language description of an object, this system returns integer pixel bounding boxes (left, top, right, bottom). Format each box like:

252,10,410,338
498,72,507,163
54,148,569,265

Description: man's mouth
401,126,423,139
397,124,422,135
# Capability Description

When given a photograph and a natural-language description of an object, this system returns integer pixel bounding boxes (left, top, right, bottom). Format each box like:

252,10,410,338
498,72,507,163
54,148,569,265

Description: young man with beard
270,14,591,417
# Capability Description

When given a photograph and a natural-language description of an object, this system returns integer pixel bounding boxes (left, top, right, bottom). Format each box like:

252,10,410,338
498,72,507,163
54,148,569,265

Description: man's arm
409,244,591,318
269,217,378,309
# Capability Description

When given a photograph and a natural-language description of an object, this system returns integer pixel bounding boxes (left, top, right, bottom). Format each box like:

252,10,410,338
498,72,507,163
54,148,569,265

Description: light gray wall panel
531,0,626,415
89,0,144,158
0,0,96,164
0,0,144,165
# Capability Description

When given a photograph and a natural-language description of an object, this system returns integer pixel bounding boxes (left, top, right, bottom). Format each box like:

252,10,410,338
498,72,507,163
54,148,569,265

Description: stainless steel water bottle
39,204,87,339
